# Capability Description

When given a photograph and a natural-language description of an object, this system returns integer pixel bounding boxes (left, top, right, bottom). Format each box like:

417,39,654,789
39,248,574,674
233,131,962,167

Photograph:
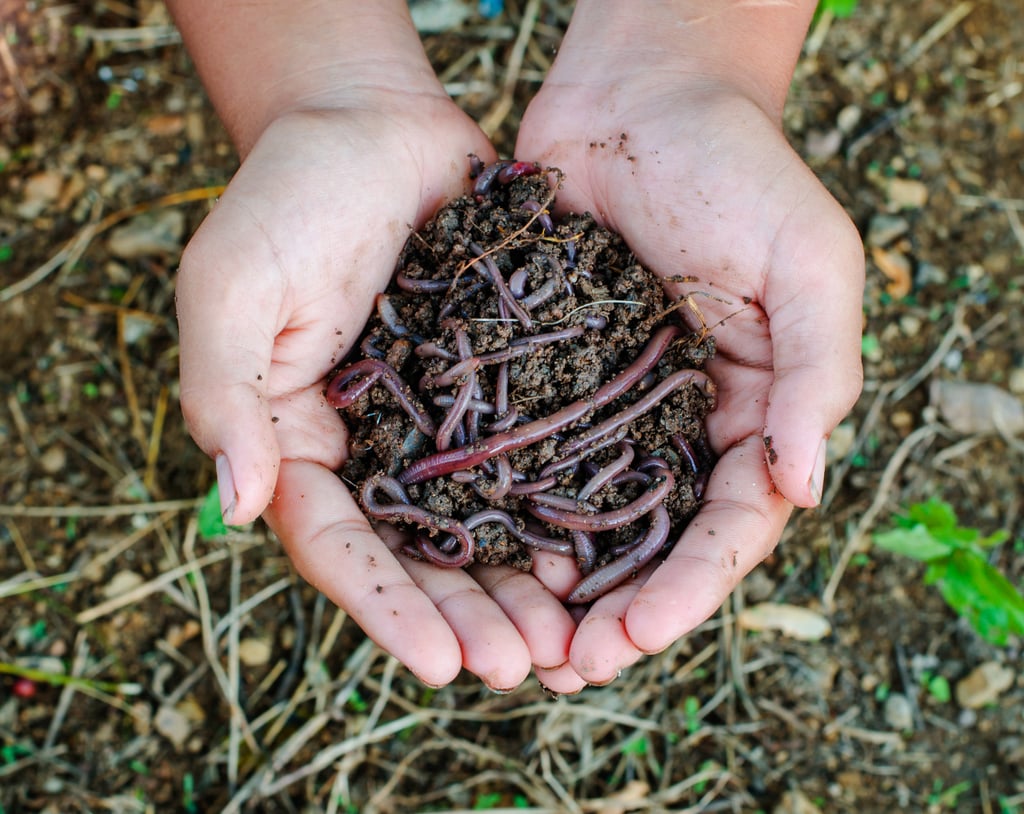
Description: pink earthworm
360,475,475,567
422,326,587,390
462,509,574,556
539,427,629,480
469,243,533,329
496,161,541,185
472,453,513,500
577,441,636,501
398,326,682,485
566,505,671,604
521,199,554,235
436,367,477,452
327,359,436,438
571,530,598,575
557,368,716,459
472,160,513,197
433,394,495,414
394,272,455,294
672,434,709,500
507,475,559,495
525,465,675,532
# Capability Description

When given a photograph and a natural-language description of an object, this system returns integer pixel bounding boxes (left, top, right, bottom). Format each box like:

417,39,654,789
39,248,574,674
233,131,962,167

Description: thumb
762,202,865,508
176,217,283,525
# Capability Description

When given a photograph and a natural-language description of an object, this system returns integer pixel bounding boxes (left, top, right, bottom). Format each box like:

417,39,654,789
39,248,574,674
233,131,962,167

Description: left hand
515,21,864,683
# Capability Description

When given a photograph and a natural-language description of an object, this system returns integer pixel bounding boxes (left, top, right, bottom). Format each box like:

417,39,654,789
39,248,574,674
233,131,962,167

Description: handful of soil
327,158,716,603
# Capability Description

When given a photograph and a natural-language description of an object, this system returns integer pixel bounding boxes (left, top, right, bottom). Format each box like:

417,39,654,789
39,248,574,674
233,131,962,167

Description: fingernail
808,438,827,506
216,453,238,523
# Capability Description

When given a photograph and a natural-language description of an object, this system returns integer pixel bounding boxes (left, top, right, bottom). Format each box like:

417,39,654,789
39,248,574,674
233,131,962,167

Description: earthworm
360,474,475,567
577,441,636,501
473,453,513,500
416,341,457,361
526,465,674,532
521,199,554,235
327,359,436,438
497,161,541,185
395,271,455,294
377,294,424,343
398,325,682,485
558,369,716,459
433,394,495,414
469,243,533,329
507,475,559,495
571,530,597,575
436,367,477,452
473,160,513,197
422,327,587,389
520,276,560,310
566,505,671,604
462,508,573,556
673,434,712,500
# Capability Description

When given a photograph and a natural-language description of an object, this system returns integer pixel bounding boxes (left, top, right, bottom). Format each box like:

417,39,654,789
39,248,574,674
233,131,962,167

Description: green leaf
937,549,1024,645
906,497,958,534
873,524,953,562
197,484,229,539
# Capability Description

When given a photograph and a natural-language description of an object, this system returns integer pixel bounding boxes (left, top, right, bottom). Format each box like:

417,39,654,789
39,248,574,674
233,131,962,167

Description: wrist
553,0,817,119
168,0,447,156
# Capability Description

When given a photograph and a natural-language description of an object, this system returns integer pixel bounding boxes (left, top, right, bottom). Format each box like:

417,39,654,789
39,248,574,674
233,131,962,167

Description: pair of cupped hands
174,24,864,695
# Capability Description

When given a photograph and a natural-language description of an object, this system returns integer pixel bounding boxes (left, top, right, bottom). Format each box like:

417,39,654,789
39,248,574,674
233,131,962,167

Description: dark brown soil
333,162,715,575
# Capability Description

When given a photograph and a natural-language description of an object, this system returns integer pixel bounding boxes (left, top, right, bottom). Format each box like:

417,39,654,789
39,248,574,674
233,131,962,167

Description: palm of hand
516,89,863,680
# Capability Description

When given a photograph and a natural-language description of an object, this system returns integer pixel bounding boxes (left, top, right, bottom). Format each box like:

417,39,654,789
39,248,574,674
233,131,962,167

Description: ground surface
1,1,1022,812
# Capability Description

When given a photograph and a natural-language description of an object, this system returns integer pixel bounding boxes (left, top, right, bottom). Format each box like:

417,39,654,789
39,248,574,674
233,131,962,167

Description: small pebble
38,445,66,475
836,104,862,134
867,214,909,247
103,570,144,600
955,661,1014,709
886,177,929,210
884,692,914,731
238,637,273,668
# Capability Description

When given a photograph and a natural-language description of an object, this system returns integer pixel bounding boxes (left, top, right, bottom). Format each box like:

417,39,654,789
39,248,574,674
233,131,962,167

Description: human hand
176,92,585,690
515,0,865,683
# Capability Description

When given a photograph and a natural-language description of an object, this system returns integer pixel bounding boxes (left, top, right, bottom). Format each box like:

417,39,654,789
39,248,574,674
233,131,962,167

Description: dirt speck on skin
331,163,716,575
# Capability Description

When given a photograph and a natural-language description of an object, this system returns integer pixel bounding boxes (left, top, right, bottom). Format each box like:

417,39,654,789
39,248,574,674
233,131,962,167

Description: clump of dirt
328,159,716,597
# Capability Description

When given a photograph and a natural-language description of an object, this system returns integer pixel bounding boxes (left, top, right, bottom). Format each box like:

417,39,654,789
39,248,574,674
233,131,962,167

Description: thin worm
566,505,671,603
327,359,436,438
436,367,477,452
360,475,475,568
395,272,454,294
469,243,533,329
558,368,715,458
526,466,675,532
571,530,597,575
577,441,636,501
463,509,573,556
398,326,681,484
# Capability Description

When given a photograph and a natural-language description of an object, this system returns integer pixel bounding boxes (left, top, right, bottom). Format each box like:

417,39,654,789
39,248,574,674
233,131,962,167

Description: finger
469,562,578,672
624,435,792,654
534,662,588,696
761,189,865,507
568,582,648,685
396,552,534,692
528,549,585,600
264,459,464,687
177,205,287,525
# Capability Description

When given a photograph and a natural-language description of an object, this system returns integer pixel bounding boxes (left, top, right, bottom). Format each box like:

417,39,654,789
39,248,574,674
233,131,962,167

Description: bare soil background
1,1,1022,812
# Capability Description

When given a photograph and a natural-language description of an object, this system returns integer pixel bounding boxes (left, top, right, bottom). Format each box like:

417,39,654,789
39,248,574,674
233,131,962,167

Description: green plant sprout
873,497,1024,645
197,483,245,540
814,0,858,24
